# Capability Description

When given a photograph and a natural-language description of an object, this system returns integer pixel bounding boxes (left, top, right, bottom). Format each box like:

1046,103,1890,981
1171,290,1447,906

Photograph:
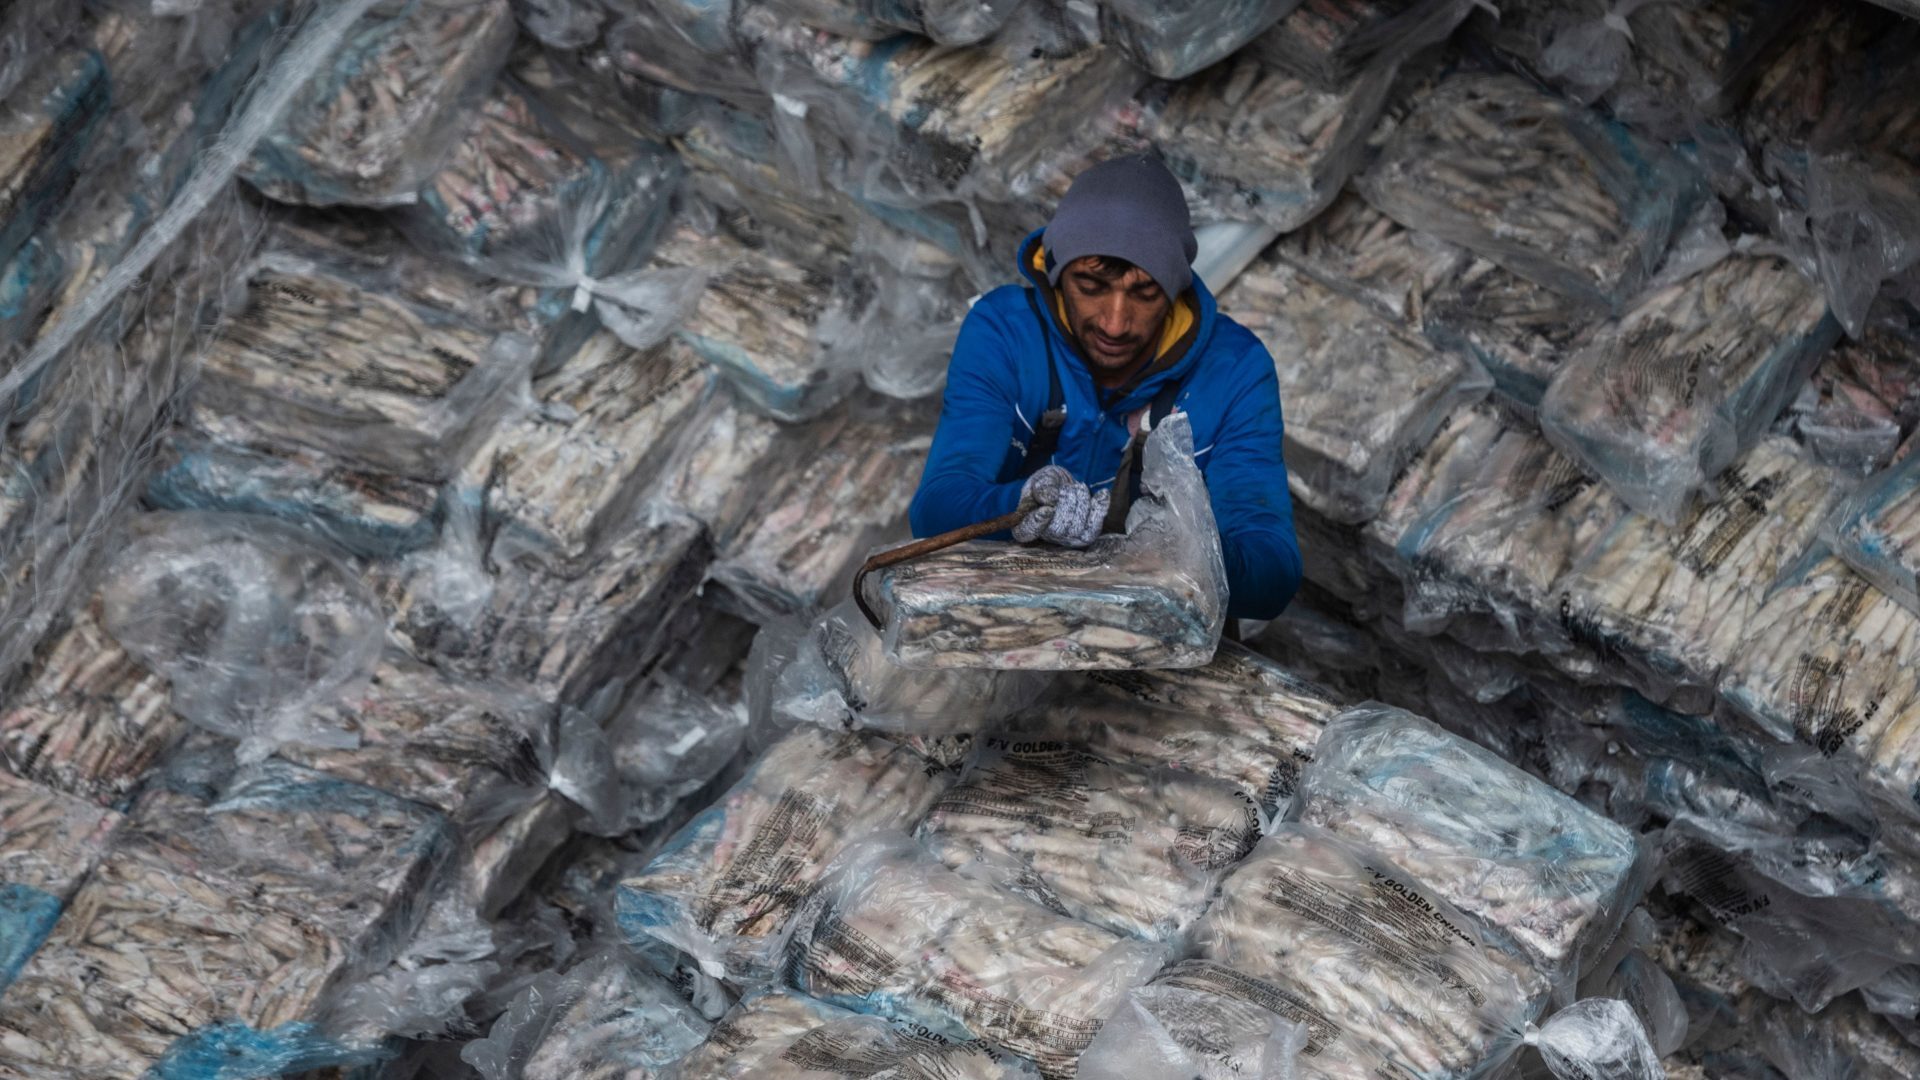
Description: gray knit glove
1013,465,1109,548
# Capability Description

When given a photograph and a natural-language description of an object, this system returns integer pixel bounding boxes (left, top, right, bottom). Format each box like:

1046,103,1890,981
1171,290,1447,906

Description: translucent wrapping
1221,256,1492,525
1554,437,1841,706
1717,553,1920,832
1146,47,1406,232
786,831,1170,1077
1395,424,1624,654
1299,706,1647,988
0,772,120,988
242,0,517,207
1757,992,1920,1080
1423,259,1601,421
1012,640,1341,821
1272,191,1469,326
1827,449,1920,621
1250,0,1461,90
651,384,788,551
664,987,1034,1079
869,412,1228,670
378,511,711,701
147,429,441,561
550,674,751,836
917,737,1260,941
0,595,182,807
1100,0,1303,80
765,599,1051,738
98,511,385,762
462,951,713,1080
1359,403,1508,569
189,222,542,482
616,727,951,983
1786,311,1920,476
709,396,930,626
455,330,711,573
760,0,1027,44
676,105,864,268
1077,983,1309,1080
1539,251,1842,526
1356,73,1702,312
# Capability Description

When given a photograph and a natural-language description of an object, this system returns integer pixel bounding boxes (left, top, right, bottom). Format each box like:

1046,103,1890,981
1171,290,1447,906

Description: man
909,154,1302,621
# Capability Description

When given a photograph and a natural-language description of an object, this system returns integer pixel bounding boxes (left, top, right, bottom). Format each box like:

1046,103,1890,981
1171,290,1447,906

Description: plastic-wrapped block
549,673,751,836
651,384,787,551
0,48,105,358
1423,258,1602,421
1017,640,1340,821
458,330,710,572
617,727,951,984
1272,191,1470,327
120,752,450,953
1099,823,1547,1080
676,106,863,269
1758,992,1920,1080
1100,0,1303,79
1356,73,1703,312
1395,423,1625,653
787,831,1169,1077
279,657,554,820
650,222,853,422
1824,443,1920,623
462,951,712,1080
379,511,712,701
1539,252,1841,526
869,414,1227,671
1554,437,1841,708
461,792,576,921
918,737,1259,941
1146,47,1407,233
760,598,1049,740
242,0,517,207
0,596,181,807
1249,0,1466,90
1360,402,1508,574
1718,553,1920,833
709,396,930,627
0,841,362,1079
0,773,119,989
760,0,1027,44
405,55,684,374
1298,706,1648,990
1222,256,1492,526
190,228,540,483
664,987,1033,1078
146,428,441,562
1786,311,1920,476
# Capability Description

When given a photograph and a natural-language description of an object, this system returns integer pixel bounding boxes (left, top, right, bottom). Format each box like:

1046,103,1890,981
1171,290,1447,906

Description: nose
1091,293,1130,338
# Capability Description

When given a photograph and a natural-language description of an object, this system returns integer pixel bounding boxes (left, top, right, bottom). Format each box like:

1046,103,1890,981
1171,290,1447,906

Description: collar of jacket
1015,227,1217,412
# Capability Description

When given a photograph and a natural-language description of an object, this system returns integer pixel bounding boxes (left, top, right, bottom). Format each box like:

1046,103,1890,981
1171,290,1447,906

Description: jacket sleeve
909,300,1028,539
1203,341,1303,620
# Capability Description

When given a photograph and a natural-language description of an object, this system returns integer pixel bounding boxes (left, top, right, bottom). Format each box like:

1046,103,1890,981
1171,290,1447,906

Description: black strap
1102,375,1185,534
1013,287,1067,481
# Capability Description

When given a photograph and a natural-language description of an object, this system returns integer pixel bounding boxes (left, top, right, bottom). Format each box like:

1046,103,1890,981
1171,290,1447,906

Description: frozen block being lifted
867,414,1227,670
1298,706,1647,989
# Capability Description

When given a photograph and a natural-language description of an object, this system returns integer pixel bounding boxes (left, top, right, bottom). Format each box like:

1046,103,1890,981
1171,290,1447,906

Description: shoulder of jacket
1200,313,1277,377
971,283,1035,320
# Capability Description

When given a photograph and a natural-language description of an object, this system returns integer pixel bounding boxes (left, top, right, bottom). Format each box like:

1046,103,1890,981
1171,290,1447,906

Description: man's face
1058,256,1172,379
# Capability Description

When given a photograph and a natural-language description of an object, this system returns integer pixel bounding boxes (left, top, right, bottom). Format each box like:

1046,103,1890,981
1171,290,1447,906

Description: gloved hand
1013,465,1109,548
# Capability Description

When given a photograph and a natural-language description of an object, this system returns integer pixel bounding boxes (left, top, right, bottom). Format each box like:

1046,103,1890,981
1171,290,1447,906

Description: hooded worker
908,154,1303,621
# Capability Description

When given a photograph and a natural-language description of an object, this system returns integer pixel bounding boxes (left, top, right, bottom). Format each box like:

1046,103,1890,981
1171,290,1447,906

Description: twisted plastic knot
571,276,600,313
1603,10,1633,37
1521,1023,1543,1047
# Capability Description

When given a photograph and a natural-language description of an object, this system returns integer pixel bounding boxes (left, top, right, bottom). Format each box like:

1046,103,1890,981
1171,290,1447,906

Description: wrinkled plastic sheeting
1079,1000,1307,1080
99,512,383,763
761,0,1029,44
461,951,711,1080
548,674,749,836
1356,73,1703,313
757,599,1050,740
241,0,516,207
1101,0,1304,79
1523,999,1665,1080
1808,154,1920,343
868,413,1229,671
1299,705,1649,995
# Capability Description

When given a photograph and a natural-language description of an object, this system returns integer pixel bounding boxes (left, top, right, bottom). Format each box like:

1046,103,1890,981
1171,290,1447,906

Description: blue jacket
909,230,1303,620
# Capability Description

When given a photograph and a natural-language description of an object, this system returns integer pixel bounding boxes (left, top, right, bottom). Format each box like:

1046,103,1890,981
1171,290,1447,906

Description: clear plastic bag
761,598,1051,739
550,673,750,837
616,727,952,984
917,736,1260,941
1298,706,1649,992
663,986,1038,1079
1757,991,1920,1080
98,511,385,763
1395,424,1624,655
1716,552,1920,834
1250,0,1467,90
1100,0,1303,79
867,412,1229,670
1553,436,1842,707
759,0,1027,44
786,830,1170,1077
1078,989,1307,1080
461,950,713,1080
709,395,931,626
1827,441,1920,621
1785,310,1920,476
1356,73,1703,312
1011,639,1341,823
456,330,712,573
1222,255,1493,526
241,0,517,207
1273,191,1469,327
0,772,120,990
1539,251,1842,526
649,381,788,552
1422,259,1602,422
